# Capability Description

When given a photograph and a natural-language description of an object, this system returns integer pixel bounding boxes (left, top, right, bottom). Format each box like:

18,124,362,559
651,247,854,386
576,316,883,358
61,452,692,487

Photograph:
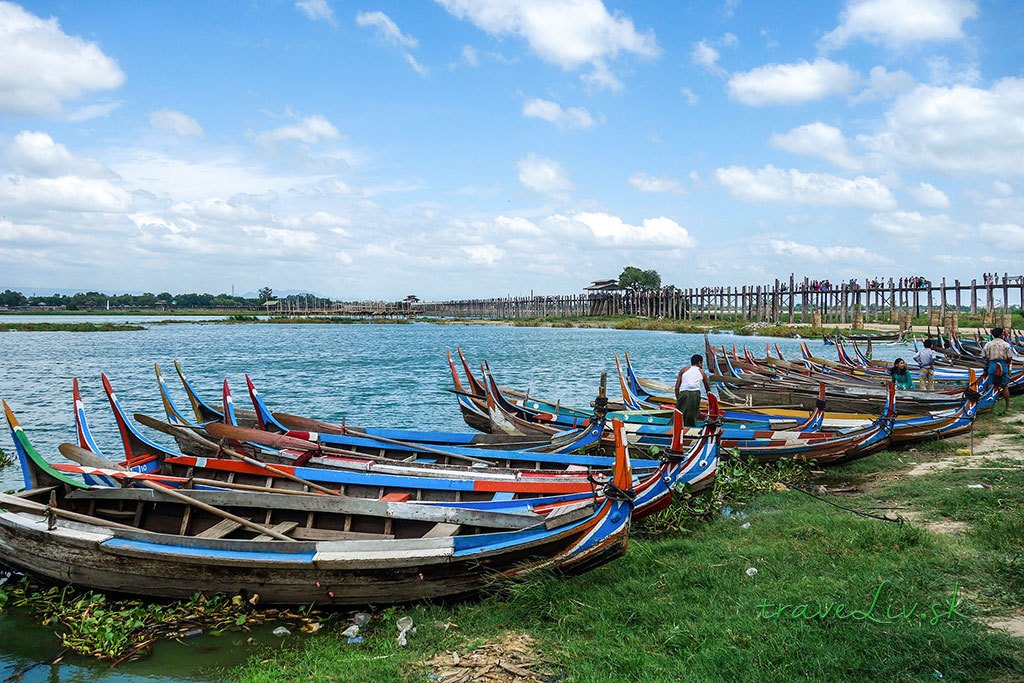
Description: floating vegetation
0,445,11,467
0,574,330,662
0,322,145,332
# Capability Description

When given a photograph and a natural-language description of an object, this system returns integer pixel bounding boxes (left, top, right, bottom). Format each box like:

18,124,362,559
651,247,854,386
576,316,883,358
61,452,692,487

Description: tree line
0,288,331,311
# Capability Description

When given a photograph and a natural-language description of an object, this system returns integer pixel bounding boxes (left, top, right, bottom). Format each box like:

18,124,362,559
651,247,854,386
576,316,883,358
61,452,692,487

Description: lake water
0,319,909,680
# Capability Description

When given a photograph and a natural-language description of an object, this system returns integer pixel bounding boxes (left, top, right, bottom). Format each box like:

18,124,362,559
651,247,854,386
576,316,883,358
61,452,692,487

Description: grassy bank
429,315,835,338
0,309,235,316
233,402,1024,683
217,315,412,325
0,322,145,332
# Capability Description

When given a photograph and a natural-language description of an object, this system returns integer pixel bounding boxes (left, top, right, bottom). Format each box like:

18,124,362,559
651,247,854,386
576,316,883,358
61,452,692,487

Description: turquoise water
0,320,908,680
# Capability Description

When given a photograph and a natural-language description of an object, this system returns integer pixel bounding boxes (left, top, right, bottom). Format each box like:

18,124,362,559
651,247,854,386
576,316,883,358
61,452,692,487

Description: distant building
584,279,622,315
584,279,623,292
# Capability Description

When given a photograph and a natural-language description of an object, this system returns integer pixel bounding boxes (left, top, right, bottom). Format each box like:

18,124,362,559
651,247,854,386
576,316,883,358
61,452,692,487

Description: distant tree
0,289,27,307
258,286,274,303
619,266,661,291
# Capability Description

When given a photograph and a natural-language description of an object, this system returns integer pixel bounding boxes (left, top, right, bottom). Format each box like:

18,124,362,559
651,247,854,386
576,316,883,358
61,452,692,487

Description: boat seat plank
196,518,244,539
290,527,394,541
423,522,461,538
254,521,299,541
490,491,516,502
544,501,595,530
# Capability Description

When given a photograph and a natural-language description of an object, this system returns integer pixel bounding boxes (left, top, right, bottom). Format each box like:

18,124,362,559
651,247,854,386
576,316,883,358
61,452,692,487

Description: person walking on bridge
675,354,712,427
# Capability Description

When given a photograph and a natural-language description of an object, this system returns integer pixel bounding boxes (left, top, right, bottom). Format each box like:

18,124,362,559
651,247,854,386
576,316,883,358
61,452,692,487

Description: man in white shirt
982,327,1014,413
674,354,712,427
913,339,941,391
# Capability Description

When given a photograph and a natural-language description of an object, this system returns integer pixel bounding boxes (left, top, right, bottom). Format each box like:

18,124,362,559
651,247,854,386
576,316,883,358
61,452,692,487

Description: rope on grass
790,486,905,525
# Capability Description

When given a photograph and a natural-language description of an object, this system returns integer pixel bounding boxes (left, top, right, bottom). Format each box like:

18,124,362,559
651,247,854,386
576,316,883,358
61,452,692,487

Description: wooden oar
0,490,139,531
51,448,295,542
140,414,424,466
330,426,502,465
273,412,346,435
205,419,496,467
57,443,321,497
133,414,344,497
135,479,296,541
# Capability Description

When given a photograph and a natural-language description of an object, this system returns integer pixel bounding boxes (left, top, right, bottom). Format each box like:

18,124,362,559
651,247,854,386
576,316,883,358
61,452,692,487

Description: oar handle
136,480,295,541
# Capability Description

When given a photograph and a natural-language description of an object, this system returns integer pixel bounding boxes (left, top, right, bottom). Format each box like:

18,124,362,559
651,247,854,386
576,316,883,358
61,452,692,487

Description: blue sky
1,0,1022,299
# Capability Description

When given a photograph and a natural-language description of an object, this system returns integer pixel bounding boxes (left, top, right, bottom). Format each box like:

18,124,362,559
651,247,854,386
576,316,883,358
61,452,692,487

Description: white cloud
172,197,261,222
462,244,504,264
727,59,860,106
857,78,1024,175
715,164,896,210
580,61,623,91
680,87,700,105
296,0,337,26
5,130,108,177
768,239,893,264
437,0,659,90
67,101,122,121
852,66,915,102
356,11,417,48
691,41,723,77
691,33,736,77
517,154,574,199
907,182,950,208
318,179,361,196
992,181,1013,197
979,223,1024,250
150,109,204,137
769,122,862,170
926,55,980,86
522,98,595,130
356,11,426,75
629,172,685,195
869,210,964,239
819,0,977,51
256,114,340,145
462,45,479,66
495,215,542,236
566,212,696,248
0,175,132,213
0,1,125,116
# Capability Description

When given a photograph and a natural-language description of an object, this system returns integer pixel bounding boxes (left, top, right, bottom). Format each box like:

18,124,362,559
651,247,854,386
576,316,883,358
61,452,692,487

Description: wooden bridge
412,274,1024,328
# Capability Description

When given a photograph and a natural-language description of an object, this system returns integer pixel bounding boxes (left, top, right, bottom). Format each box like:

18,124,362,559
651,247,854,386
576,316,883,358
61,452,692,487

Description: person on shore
675,354,712,427
982,327,1014,412
890,358,915,390
913,339,941,391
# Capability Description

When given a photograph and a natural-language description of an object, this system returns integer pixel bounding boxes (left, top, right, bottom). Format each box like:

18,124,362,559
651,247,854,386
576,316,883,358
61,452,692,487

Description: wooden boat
0,401,634,604
73,379,714,519
106,372,658,475
836,328,910,343
163,361,568,452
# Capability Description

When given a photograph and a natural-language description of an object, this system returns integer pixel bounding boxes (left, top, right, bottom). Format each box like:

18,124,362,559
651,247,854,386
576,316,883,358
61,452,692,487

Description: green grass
233,447,1024,683
0,322,145,332
429,315,838,338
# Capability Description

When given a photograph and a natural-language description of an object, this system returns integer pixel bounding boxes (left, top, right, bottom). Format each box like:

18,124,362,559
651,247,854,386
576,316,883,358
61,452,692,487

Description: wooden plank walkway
412,274,1024,327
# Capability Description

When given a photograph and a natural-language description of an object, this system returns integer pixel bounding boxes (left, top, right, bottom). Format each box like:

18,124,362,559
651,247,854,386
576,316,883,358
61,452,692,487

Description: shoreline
231,400,1024,682
0,310,1010,340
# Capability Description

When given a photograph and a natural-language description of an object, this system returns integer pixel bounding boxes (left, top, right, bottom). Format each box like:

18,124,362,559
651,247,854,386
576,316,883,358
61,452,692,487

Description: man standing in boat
982,327,1014,413
913,339,941,391
674,354,712,427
